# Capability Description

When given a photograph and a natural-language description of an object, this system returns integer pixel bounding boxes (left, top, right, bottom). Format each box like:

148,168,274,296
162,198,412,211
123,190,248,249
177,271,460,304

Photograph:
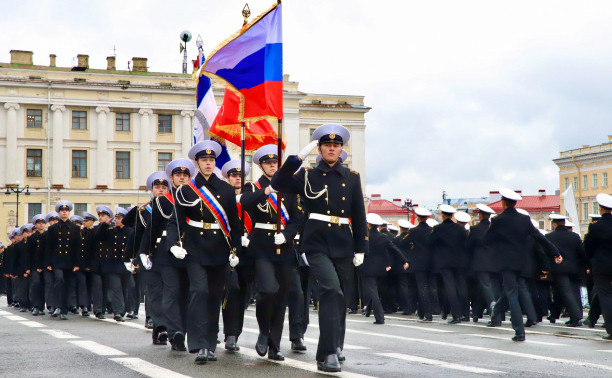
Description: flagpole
240,122,246,223
275,118,283,255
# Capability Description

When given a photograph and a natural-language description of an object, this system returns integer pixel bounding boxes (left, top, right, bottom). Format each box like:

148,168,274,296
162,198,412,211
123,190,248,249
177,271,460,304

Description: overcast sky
2,1,612,208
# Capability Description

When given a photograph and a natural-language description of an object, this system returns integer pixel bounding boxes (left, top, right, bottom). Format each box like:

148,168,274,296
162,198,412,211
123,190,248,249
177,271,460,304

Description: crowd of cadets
1,123,612,373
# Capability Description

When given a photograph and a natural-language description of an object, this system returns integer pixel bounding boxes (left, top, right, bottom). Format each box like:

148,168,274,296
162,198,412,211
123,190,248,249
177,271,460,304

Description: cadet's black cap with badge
311,123,350,145
188,140,222,160
83,212,98,222
146,171,170,190
221,159,251,179
96,205,113,217
55,200,73,212
165,158,197,179
253,144,278,164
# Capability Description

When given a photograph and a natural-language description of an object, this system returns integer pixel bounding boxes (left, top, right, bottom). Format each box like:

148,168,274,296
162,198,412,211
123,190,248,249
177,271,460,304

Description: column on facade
4,103,19,185
283,110,300,155
351,125,366,188
51,104,66,187
181,110,194,157
139,108,153,182
95,106,110,188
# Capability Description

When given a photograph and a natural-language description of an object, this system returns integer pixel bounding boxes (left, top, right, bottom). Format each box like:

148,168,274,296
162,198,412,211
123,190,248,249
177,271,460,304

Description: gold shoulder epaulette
351,170,358,175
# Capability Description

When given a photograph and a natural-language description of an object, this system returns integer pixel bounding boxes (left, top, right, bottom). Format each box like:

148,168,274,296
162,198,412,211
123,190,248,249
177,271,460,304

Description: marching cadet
28,215,47,316
45,201,82,320
466,204,500,322
241,144,304,361
271,123,368,373
4,230,20,308
156,160,195,351
110,206,133,322
220,159,255,352
137,171,172,345
389,219,416,316
89,208,109,319
67,215,87,315
43,212,60,313
78,212,98,317
0,242,5,298
584,193,612,340
166,140,242,364
429,204,469,323
484,188,561,341
545,214,586,327
362,213,408,324
14,224,33,312
93,206,120,320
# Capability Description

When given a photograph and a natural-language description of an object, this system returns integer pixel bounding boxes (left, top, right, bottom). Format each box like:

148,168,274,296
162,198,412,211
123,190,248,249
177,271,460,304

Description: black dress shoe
317,354,341,372
512,334,525,342
32,308,39,316
95,312,105,320
461,316,469,322
126,311,135,319
171,332,187,351
487,320,501,327
441,313,448,320
472,316,479,323
255,334,268,356
19,307,28,312
336,347,345,362
70,307,79,315
114,314,125,322
207,350,217,361
38,310,45,316
268,350,285,361
364,306,371,317
583,319,595,328
420,317,433,322
448,318,461,324
524,320,537,327
51,308,61,317
145,318,154,329
156,330,168,345
225,336,240,351
59,314,69,320
547,316,556,324
194,349,208,364
374,320,385,324
347,308,358,314
291,338,307,351
81,310,90,317
602,334,612,340
565,320,582,327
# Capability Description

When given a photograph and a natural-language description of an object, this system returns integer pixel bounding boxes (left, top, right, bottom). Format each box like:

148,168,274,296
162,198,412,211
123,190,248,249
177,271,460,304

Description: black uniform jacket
166,172,242,266
584,212,612,275
484,207,559,272
428,218,467,272
45,219,82,270
93,223,127,274
79,227,95,270
140,192,179,268
13,240,28,275
521,235,551,279
3,243,15,276
27,230,46,271
271,156,368,259
392,232,411,274
545,226,586,276
125,204,151,268
467,219,498,274
363,228,406,277
240,175,304,262
403,222,433,272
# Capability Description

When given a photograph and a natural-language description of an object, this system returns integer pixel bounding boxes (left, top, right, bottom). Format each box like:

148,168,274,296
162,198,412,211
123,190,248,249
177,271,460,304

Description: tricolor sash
163,191,175,204
187,180,231,238
145,204,152,214
237,202,253,234
254,182,289,227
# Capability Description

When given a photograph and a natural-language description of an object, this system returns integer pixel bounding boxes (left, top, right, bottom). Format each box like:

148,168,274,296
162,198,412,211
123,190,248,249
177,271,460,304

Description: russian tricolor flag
202,3,283,121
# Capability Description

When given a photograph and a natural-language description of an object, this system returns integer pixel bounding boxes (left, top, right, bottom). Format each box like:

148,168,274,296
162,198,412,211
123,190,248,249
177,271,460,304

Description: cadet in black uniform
43,212,60,313
109,207,133,322
271,123,368,373
3,230,20,307
241,145,304,361
584,193,612,339
94,206,124,321
484,189,561,341
79,212,98,317
28,215,47,316
221,159,255,352
166,141,242,364
45,201,82,320
14,224,32,312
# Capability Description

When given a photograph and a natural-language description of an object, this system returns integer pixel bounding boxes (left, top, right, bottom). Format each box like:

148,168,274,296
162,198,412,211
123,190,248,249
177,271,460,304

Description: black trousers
90,272,104,314
494,271,525,336
534,280,552,320
288,265,306,341
550,273,583,322
438,269,466,319
129,273,142,315
29,270,45,310
106,273,128,315
143,270,163,326
186,263,225,352
413,271,433,319
222,263,255,340
73,270,89,309
43,270,54,310
289,265,310,341
6,276,14,305
362,275,384,322
428,273,441,314
160,266,188,337
593,274,612,335
395,273,417,314
307,253,354,361
476,272,500,311
255,259,293,353
15,276,30,308
53,269,74,314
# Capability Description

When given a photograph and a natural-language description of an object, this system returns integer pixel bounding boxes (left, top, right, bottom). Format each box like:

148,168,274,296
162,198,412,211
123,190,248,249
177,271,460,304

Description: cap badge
180,166,186,171
268,153,275,159
206,149,212,154
329,133,336,140
236,168,241,172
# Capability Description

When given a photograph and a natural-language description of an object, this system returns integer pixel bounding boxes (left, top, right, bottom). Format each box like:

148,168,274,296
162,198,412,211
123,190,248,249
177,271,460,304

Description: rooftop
488,194,560,213
558,135,612,158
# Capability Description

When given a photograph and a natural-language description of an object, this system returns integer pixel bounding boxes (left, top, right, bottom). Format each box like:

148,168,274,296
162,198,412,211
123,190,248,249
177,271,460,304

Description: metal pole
16,189,19,227
275,119,283,255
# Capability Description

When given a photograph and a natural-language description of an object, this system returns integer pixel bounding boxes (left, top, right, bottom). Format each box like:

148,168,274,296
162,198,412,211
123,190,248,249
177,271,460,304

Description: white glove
229,254,240,268
274,232,286,245
140,254,153,270
297,140,319,161
170,245,187,260
241,235,250,248
269,186,278,194
124,262,135,273
353,253,364,267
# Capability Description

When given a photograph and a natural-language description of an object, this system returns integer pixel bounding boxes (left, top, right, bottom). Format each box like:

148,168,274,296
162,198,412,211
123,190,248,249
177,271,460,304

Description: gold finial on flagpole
242,3,251,25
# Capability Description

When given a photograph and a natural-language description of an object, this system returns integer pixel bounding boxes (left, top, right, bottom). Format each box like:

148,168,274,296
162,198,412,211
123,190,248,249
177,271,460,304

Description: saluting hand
403,262,409,270
554,255,563,264
46,266,52,271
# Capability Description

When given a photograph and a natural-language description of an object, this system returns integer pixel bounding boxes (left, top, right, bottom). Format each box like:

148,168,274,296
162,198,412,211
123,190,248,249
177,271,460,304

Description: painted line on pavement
346,329,612,372
386,323,453,333
465,333,566,346
98,317,151,330
534,322,605,333
0,310,12,315
39,329,80,339
19,320,46,328
68,340,127,356
4,315,28,321
239,346,378,378
380,352,504,374
240,326,371,351
597,350,612,353
110,357,192,378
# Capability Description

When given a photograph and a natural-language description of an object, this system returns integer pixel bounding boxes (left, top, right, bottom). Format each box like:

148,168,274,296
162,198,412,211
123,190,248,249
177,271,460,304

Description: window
604,172,608,187
573,177,578,190
538,220,545,230
119,203,131,210
72,150,87,178
563,177,569,190
158,115,172,133
116,113,130,131
28,203,42,223
245,155,253,180
593,202,599,214
583,202,589,220
26,149,42,177
27,109,43,128
157,152,173,171
116,151,131,179
309,128,316,139
583,175,588,190
74,203,87,217
72,110,87,130
592,173,598,188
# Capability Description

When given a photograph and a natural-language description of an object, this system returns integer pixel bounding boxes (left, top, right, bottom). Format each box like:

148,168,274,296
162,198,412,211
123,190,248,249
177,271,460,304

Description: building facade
0,50,369,241
553,136,612,231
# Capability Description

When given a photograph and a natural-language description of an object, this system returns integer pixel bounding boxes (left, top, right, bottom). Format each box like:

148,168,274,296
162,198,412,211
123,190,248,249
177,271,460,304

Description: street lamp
5,180,30,227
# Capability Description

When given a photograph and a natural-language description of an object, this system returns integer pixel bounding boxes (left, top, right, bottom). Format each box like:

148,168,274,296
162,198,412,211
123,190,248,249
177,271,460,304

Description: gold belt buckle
329,216,340,225
202,223,211,229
